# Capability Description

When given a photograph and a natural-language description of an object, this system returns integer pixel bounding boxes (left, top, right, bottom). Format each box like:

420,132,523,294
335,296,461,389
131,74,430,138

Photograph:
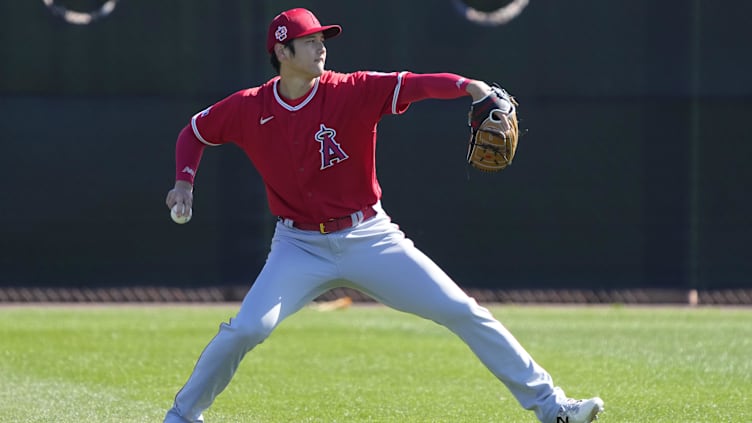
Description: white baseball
170,204,192,224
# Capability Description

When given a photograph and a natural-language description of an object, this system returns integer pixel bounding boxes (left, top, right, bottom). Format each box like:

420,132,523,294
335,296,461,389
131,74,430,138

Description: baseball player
163,8,604,423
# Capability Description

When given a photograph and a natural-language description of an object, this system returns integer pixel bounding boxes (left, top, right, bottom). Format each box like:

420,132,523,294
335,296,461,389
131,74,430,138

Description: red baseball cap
266,8,342,53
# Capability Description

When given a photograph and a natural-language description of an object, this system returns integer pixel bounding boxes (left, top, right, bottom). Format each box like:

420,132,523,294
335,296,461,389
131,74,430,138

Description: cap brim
297,24,342,41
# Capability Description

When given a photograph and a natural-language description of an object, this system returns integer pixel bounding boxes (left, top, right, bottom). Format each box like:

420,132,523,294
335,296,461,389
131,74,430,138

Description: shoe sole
587,400,604,422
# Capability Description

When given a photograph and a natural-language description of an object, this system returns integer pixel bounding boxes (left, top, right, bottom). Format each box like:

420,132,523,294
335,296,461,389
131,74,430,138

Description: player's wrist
174,179,194,192
466,80,492,102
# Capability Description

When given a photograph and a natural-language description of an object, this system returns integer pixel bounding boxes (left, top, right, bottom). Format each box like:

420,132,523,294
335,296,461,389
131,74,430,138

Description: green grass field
0,304,750,422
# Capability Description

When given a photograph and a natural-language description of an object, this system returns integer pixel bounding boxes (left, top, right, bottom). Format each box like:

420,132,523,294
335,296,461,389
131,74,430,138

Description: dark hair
269,40,296,73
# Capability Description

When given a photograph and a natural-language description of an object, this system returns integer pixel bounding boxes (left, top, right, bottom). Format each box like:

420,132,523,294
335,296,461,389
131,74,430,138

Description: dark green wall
1,1,750,290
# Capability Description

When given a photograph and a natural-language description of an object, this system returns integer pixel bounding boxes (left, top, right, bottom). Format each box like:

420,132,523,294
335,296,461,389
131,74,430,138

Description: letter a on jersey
315,124,349,169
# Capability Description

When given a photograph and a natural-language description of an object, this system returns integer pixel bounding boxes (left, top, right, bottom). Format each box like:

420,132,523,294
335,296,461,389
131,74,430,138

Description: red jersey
187,70,468,223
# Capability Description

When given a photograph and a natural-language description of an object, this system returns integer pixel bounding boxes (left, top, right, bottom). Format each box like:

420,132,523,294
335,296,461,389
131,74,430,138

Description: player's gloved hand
165,180,194,218
466,83,519,172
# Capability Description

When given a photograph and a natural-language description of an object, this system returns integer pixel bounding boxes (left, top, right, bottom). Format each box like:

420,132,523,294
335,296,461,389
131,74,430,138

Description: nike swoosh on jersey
260,116,275,125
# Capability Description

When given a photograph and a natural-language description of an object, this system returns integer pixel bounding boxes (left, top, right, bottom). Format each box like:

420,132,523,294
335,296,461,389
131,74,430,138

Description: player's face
287,33,327,78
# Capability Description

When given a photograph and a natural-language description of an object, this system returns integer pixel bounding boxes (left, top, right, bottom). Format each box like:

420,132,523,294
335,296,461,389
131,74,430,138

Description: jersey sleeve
351,71,412,117
399,72,471,103
190,90,245,146
175,124,205,184
352,71,472,118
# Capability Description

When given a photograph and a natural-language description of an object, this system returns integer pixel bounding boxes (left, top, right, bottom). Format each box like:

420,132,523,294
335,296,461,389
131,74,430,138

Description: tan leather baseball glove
466,84,519,172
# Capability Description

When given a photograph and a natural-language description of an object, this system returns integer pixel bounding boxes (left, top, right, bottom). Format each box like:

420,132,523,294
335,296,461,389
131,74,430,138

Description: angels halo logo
41,0,120,25
451,0,529,26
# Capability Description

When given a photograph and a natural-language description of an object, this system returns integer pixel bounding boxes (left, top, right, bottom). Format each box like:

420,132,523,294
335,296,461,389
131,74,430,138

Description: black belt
287,206,377,234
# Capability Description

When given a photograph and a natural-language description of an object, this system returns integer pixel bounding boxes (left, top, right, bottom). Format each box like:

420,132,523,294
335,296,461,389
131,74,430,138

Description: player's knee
222,318,276,347
435,297,493,327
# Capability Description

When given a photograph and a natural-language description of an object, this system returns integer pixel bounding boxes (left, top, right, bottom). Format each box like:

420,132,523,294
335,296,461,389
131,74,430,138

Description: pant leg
339,219,566,422
165,228,338,423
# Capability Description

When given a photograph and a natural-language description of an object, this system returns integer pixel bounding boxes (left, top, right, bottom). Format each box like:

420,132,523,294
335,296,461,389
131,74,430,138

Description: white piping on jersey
273,78,320,111
191,111,220,146
392,71,408,114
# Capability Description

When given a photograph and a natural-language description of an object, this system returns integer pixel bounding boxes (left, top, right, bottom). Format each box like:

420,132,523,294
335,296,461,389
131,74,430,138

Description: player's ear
274,44,288,61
